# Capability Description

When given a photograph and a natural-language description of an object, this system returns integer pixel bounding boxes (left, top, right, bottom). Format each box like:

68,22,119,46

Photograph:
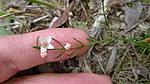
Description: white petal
39,37,43,44
40,36,52,44
40,46,47,52
47,44,54,49
39,37,45,44
47,36,52,43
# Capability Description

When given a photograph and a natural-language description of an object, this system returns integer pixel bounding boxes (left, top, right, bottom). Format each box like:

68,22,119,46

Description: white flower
64,43,71,50
40,36,54,55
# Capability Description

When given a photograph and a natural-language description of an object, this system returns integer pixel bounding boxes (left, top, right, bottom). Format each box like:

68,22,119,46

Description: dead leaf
49,17,58,28
124,0,142,37
106,46,117,74
107,0,123,7
51,1,75,28
80,3,88,22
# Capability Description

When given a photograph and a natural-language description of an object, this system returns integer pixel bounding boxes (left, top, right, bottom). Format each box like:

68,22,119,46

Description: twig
93,52,107,75
123,17,148,34
32,15,50,23
89,0,109,38
112,46,130,80
137,47,147,61
106,45,117,74
0,11,34,19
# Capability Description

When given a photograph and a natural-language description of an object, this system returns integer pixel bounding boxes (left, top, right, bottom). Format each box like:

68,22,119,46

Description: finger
6,73,112,84
0,28,89,82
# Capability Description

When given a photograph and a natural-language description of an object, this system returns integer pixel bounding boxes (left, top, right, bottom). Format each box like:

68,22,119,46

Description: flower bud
40,52,48,58
64,43,72,50
146,38,150,43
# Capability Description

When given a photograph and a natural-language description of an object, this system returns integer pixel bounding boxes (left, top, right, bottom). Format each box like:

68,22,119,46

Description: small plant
32,28,150,60
32,36,111,59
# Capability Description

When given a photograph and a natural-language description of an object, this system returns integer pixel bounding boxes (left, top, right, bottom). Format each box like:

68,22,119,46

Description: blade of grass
141,0,150,2
52,38,64,47
36,36,40,46
0,23,20,27
0,27,14,35
86,38,98,43
26,0,57,9
73,38,84,46
0,11,25,19
31,46,40,49
112,47,129,80
0,11,17,19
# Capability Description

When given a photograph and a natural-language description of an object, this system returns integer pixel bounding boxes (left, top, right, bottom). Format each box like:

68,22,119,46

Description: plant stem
47,37,112,50
32,37,112,50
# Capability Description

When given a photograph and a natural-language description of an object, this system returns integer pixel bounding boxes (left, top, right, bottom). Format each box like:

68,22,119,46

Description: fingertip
94,75,112,84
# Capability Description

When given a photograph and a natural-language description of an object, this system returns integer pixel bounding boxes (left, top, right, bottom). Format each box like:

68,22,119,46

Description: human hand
0,28,112,84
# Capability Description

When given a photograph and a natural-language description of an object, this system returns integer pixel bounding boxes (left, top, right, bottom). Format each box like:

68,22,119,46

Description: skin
0,28,112,84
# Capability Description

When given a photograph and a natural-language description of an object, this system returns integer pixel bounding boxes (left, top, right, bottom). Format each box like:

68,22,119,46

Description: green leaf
0,11,16,19
26,0,56,9
71,48,81,58
126,38,136,42
76,21,87,29
141,0,150,2
146,27,150,37
0,28,14,36
31,46,40,49
36,36,40,46
73,38,84,46
52,38,64,47
71,21,88,31
1,1,6,8
86,38,98,43
0,23,19,27
54,51,64,59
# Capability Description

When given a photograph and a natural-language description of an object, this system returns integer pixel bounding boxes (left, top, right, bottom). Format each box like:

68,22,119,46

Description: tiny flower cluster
40,36,54,58
39,36,72,58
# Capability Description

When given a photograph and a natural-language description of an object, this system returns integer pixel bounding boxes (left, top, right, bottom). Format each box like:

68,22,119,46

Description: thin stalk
32,37,112,50
71,48,81,58
52,38,64,47
73,38,84,46
112,47,129,80
101,0,107,22
54,51,65,59
36,36,40,46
